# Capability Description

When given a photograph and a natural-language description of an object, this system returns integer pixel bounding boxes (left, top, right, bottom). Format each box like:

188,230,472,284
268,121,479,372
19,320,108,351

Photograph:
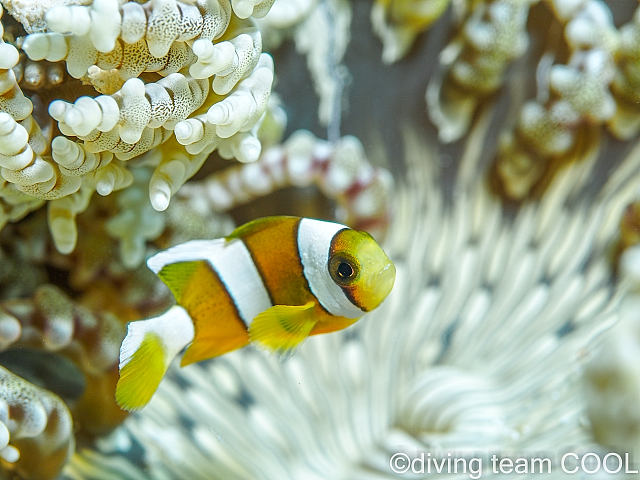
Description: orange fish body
116,216,395,411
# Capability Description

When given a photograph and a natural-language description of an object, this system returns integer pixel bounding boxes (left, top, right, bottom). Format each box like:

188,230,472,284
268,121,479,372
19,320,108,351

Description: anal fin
181,333,248,366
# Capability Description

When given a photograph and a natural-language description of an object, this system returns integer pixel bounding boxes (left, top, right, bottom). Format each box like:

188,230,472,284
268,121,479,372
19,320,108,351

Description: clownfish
115,216,395,411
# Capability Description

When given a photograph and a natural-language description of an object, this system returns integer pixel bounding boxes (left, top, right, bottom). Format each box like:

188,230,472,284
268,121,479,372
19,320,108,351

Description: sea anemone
68,116,638,476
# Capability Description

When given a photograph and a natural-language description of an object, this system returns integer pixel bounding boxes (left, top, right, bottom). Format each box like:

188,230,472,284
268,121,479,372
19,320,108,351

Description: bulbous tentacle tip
151,188,171,212
0,44,19,70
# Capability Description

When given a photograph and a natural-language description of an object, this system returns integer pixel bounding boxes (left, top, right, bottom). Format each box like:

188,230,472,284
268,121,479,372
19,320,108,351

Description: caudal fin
116,306,194,411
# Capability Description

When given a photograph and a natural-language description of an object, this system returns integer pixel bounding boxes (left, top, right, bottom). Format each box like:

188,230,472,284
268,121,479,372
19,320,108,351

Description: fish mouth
355,258,397,312
370,260,396,307
380,261,396,290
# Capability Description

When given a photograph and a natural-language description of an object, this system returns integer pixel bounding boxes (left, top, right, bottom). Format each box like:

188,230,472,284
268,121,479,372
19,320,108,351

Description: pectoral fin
249,301,317,359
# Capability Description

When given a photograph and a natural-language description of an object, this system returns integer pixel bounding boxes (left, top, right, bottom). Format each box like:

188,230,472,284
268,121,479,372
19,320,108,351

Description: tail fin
116,306,194,411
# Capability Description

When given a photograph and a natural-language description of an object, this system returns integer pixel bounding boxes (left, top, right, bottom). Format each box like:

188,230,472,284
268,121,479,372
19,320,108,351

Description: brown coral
0,283,126,478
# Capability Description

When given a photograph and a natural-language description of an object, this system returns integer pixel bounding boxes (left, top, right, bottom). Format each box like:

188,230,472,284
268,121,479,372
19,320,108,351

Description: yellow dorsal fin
116,332,166,411
249,301,317,359
226,216,295,240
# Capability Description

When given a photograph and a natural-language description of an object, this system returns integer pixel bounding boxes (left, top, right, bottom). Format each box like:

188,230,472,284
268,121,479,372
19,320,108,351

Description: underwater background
1,0,640,478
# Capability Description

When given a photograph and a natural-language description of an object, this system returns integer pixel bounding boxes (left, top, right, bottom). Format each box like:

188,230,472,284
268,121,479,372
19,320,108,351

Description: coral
0,166,180,479
1,9,74,215
0,0,277,256
49,74,209,144
418,0,640,200
190,15,263,95
491,1,619,200
488,0,619,200
0,112,82,201
0,10,30,120
176,51,274,161
42,0,231,57
0,0,351,477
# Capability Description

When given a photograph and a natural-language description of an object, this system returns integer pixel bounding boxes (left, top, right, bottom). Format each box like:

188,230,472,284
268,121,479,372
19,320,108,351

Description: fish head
328,228,396,313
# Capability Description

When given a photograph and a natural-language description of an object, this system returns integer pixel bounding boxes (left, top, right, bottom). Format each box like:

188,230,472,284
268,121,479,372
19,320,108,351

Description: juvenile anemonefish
115,216,395,411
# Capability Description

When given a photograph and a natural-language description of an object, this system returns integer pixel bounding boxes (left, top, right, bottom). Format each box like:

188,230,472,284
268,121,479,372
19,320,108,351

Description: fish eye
329,255,359,285
337,262,354,279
